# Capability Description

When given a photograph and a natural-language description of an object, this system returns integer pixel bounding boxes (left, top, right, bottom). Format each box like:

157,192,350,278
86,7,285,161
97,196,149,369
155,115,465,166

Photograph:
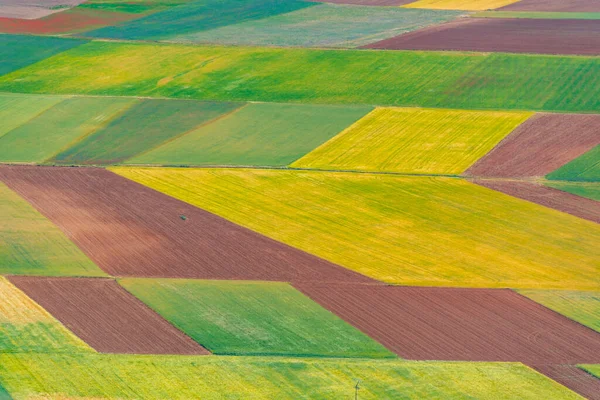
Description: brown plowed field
529,365,600,400
499,0,600,12
306,0,415,5
294,284,600,364
474,180,600,224
465,114,600,178
0,165,371,283
363,18,600,55
8,276,208,355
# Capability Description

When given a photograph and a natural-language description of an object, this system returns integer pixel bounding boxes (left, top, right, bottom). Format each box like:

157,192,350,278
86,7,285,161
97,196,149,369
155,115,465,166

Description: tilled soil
529,365,600,400
499,0,600,12
473,180,600,224
363,18,600,55
8,276,208,354
0,165,372,283
465,113,600,178
294,284,600,364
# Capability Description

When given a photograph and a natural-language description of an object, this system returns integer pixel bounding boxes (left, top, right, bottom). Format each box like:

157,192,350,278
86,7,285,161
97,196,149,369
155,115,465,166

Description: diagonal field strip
293,283,600,365
529,365,600,400
8,276,208,355
0,165,371,283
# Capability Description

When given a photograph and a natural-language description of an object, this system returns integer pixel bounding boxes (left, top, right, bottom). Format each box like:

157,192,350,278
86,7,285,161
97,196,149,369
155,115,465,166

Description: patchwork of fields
1,1,599,399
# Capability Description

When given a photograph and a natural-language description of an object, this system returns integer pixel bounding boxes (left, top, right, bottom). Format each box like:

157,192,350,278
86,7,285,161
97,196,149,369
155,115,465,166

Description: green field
547,146,600,182
581,365,600,379
0,383,8,399
0,182,104,277
293,107,531,174
172,4,463,48
112,168,600,290
0,97,135,163
86,0,315,40
0,277,92,354
545,181,600,201
51,99,241,165
0,35,87,76
130,103,371,166
0,353,582,399
472,11,600,19
1,41,599,112
519,290,600,333
120,278,393,358
0,94,65,139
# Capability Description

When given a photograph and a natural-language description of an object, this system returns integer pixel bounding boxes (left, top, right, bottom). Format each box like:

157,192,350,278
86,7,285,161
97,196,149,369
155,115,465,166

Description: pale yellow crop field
113,167,600,290
292,108,531,174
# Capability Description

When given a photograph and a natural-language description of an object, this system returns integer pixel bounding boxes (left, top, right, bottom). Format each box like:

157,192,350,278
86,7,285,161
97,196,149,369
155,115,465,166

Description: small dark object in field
180,215,187,221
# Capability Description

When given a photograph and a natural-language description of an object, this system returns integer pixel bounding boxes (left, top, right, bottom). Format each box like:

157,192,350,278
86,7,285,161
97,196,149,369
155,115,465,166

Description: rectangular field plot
1,41,599,113
113,168,600,290
171,4,463,48
0,277,91,354
0,354,583,400
547,145,600,182
0,93,65,138
86,0,315,40
519,290,600,333
9,276,207,355
0,96,135,163
365,18,600,56
0,181,103,277
295,284,600,364
465,113,600,178
0,166,369,283
120,278,393,358
403,0,520,10
129,103,371,167
0,34,86,76
293,107,530,174
545,182,600,202
51,99,241,165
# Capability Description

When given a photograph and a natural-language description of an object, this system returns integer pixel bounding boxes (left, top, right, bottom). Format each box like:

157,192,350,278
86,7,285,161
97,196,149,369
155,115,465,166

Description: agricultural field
292,107,531,174
113,167,600,290
1,40,599,112
519,290,600,333
547,145,600,182
0,276,91,353
168,5,464,48
365,18,600,56
0,181,103,277
9,276,206,354
0,354,583,400
2,2,600,398
120,278,393,357
545,182,600,202
130,103,371,167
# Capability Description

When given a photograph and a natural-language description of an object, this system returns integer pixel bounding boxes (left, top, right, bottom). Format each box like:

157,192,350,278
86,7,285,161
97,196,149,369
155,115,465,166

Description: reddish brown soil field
294,284,600,364
8,276,207,355
465,114,600,178
0,165,371,283
306,0,415,5
474,180,600,224
0,9,138,34
530,365,600,400
500,0,600,12
363,18,600,55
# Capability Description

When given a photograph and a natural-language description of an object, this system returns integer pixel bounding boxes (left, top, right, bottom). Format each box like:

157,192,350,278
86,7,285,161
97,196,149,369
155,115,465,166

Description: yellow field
112,167,600,290
0,277,91,353
403,0,520,10
292,108,531,174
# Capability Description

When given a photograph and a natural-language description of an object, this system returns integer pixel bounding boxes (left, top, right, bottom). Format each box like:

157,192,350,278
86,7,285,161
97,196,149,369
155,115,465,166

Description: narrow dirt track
473,180,600,224
465,114,600,178
529,365,600,400
363,18,600,55
294,284,600,364
0,165,372,283
499,0,600,12
8,276,208,355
